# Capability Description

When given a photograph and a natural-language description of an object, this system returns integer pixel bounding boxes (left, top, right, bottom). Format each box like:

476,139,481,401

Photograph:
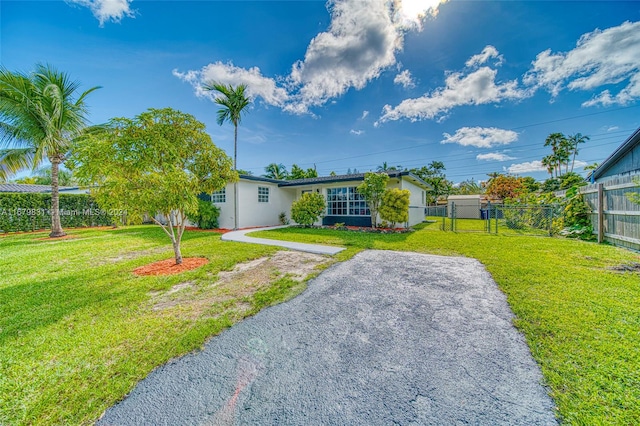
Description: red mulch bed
133,257,209,276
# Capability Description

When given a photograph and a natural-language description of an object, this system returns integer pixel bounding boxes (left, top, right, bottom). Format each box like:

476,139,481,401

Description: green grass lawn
251,224,640,425
0,226,321,425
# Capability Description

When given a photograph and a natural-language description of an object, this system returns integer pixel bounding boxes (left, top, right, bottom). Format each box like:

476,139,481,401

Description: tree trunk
172,239,183,265
233,122,239,230
49,157,66,238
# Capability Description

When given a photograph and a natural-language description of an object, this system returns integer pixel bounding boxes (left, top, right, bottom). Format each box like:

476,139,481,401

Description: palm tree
0,64,99,237
263,163,288,180
567,133,589,172
202,82,250,230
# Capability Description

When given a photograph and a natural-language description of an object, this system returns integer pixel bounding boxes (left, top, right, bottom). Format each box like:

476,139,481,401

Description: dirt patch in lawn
134,257,209,276
149,251,331,318
35,234,80,241
608,262,640,273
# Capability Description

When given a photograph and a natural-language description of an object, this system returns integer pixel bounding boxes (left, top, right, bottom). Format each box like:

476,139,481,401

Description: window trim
211,188,226,203
326,186,370,217
258,186,270,203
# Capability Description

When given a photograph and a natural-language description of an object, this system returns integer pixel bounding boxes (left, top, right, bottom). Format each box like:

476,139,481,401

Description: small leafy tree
379,188,410,228
291,192,325,226
357,172,389,228
485,175,525,201
73,107,237,264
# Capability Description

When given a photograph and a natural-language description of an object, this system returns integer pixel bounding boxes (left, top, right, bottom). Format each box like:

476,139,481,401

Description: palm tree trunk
233,122,239,230
49,157,66,237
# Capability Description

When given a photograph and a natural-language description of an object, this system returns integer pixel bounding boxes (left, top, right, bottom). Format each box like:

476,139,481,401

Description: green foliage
379,188,410,228
73,107,237,263
0,64,100,235
520,176,540,193
410,161,452,203
559,172,586,190
279,211,290,225
187,199,220,229
625,176,640,205
291,192,326,226
356,172,389,227
288,164,318,180
0,193,111,232
263,163,289,180
541,177,561,193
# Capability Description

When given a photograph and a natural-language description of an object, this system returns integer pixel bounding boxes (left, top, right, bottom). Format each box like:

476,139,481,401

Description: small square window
212,188,226,203
258,186,270,203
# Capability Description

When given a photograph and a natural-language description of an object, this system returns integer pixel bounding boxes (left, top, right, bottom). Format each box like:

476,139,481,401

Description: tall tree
263,163,288,180
73,108,236,264
543,133,570,178
202,82,250,230
0,64,100,237
567,133,590,172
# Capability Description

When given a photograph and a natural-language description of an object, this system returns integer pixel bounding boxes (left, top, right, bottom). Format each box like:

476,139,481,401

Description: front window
258,186,269,203
326,187,370,216
212,188,226,203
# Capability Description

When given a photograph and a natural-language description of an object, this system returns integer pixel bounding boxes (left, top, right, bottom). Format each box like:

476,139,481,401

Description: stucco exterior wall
398,177,427,226
215,180,295,229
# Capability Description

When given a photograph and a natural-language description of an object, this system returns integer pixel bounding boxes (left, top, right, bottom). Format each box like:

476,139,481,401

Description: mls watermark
0,208,126,216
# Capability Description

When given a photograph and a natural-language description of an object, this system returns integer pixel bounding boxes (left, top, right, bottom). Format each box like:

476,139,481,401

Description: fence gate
444,202,559,236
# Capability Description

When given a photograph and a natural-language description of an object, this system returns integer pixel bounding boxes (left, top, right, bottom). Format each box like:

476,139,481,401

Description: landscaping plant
290,192,325,226
356,172,389,228
73,107,237,264
379,188,410,228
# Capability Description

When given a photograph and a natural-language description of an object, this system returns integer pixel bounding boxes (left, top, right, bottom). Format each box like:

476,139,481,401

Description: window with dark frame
258,186,269,203
211,188,226,203
326,187,370,216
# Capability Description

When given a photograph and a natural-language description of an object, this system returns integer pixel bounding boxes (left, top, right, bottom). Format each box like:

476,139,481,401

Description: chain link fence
440,202,560,236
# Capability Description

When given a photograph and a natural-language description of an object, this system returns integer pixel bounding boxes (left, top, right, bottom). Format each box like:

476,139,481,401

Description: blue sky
2,0,640,183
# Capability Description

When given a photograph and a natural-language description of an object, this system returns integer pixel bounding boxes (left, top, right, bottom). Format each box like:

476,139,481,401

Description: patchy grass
0,226,331,425
251,223,640,425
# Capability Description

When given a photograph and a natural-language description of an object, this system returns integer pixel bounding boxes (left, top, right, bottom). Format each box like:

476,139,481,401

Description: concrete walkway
221,225,345,255
98,250,557,425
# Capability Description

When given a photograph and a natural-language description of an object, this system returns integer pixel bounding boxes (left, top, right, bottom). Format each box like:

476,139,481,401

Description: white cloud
476,152,515,161
377,46,530,123
572,160,589,170
607,125,620,132
172,62,289,107
465,45,503,67
524,21,640,106
286,0,401,113
394,70,416,88
441,127,518,148
505,161,547,174
361,110,370,119
175,0,448,115
67,0,134,26
350,129,364,135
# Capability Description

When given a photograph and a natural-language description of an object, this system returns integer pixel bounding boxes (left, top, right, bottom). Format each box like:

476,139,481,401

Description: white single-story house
208,171,432,229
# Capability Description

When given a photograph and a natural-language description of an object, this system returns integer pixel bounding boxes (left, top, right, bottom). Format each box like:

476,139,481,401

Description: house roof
0,183,81,193
589,126,640,181
238,174,286,184
277,170,432,189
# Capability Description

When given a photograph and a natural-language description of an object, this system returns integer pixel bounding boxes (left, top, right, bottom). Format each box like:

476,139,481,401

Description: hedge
0,193,113,233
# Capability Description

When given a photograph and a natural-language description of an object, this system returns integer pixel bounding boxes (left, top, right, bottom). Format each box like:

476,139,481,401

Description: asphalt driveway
98,250,557,425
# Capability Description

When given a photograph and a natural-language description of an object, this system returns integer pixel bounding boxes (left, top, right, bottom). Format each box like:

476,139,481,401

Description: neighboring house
583,126,640,251
209,171,431,229
0,183,89,194
588,127,640,183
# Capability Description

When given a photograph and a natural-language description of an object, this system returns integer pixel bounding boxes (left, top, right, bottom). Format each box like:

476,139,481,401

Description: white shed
447,195,482,219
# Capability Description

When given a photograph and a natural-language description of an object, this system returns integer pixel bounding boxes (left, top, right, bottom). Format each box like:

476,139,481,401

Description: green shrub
188,199,220,229
291,192,325,227
0,193,112,233
279,211,290,225
379,188,410,228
